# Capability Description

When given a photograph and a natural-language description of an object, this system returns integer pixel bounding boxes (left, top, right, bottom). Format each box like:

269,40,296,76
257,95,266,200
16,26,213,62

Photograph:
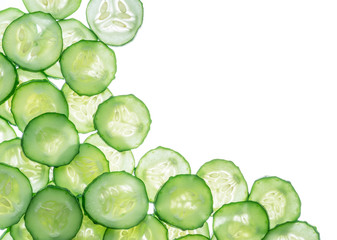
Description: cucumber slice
86,0,144,46
0,232,12,240
248,176,301,228
0,53,17,105
176,235,209,240
11,80,68,131
22,113,80,167
0,69,47,125
45,18,98,79
263,221,320,240
154,174,213,230
85,133,135,173
163,222,210,240
0,138,49,193
54,143,109,196
197,159,248,211
60,40,116,96
0,8,24,53
213,201,269,240
135,146,191,202
83,171,149,229
3,12,63,71
62,83,112,133
9,216,32,240
23,0,82,20
0,118,16,143
24,185,83,240
103,215,168,240
0,163,32,229
94,94,151,151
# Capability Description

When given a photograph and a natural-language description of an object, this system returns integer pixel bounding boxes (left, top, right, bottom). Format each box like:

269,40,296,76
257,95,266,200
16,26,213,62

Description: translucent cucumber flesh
0,118,16,143
164,222,210,240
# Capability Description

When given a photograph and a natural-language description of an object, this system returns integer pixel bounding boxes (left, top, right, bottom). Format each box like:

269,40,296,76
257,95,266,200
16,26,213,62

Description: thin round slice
135,146,191,202
0,138,49,192
62,83,112,133
213,201,269,240
87,0,144,46
85,133,135,173
11,80,68,131
103,215,168,240
24,186,83,240
83,171,148,229
176,235,209,240
263,221,320,240
0,8,24,53
0,118,16,143
94,94,151,151
60,40,116,96
10,216,33,240
22,113,80,167
0,163,32,229
3,12,62,71
164,222,210,240
54,143,109,196
248,176,301,228
0,53,17,105
197,159,248,211
155,174,213,230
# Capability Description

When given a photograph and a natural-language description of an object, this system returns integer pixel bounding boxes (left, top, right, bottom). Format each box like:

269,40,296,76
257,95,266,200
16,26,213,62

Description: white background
1,0,337,239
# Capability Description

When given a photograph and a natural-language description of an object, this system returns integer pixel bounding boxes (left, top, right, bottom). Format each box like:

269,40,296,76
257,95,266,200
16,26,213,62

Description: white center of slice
260,190,286,220
108,105,139,137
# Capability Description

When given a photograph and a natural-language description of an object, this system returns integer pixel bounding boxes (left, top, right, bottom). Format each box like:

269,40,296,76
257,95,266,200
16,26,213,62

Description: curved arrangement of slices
0,1,320,240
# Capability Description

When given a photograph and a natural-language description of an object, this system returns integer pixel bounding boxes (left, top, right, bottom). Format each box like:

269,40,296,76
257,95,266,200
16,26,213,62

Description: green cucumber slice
60,40,116,96
0,53,17,105
248,176,301,228
9,216,32,240
197,159,248,211
94,94,151,151
103,215,168,240
213,201,269,240
155,174,213,230
0,118,16,143
54,143,109,196
83,171,149,229
135,146,191,202
24,186,83,240
0,138,49,193
85,133,135,173
0,8,24,53
176,235,209,240
0,232,13,240
62,83,112,133
22,113,80,167
23,0,82,20
164,222,210,240
45,18,98,79
263,221,319,240
86,0,144,46
11,80,68,131
0,69,47,125
0,163,32,229
3,12,63,71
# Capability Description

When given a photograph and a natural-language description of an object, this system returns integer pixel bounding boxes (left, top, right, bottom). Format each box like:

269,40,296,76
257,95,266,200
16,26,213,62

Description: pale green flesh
0,8,24,53
0,118,16,143
2,12,63,71
23,0,82,20
176,235,209,240
263,221,319,240
103,215,168,240
0,54,17,105
24,186,83,240
87,0,144,46
197,159,248,211
135,146,190,202
10,216,33,240
0,163,32,229
94,94,151,151
54,143,109,196
163,222,210,240
0,138,49,193
83,172,148,229
248,177,301,229
0,232,13,240
85,133,135,173
11,80,68,132
213,201,269,240
62,84,112,133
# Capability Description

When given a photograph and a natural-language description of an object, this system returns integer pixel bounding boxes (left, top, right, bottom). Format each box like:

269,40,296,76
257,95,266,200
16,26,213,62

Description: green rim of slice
163,221,210,240
0,117,16,143
0,53,18,105
176,235,209,240
9,216,33,240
